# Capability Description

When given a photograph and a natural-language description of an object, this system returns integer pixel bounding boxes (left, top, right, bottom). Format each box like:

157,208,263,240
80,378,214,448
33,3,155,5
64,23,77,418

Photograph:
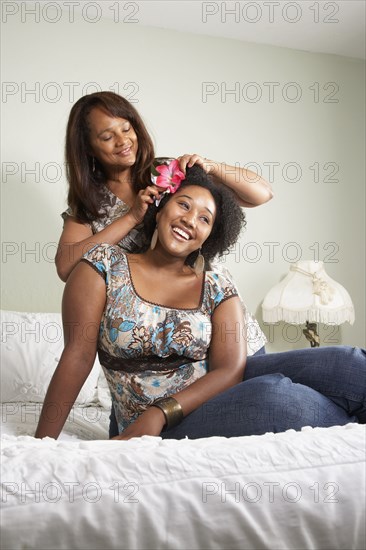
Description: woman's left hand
111,406,166,440
177,154,214,175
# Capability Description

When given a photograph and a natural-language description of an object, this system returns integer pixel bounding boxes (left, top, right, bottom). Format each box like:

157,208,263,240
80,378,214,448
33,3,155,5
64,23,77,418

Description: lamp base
303,321,320,347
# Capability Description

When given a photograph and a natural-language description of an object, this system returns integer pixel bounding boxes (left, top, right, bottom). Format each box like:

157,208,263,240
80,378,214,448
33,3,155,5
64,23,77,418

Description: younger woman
36,167,364,440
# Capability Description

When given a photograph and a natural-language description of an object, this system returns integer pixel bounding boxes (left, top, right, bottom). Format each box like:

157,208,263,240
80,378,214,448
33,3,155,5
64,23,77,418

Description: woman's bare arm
55,214,137,282
56,185,161,281
35,262,106,439
178,154,273,207
171,295,247,415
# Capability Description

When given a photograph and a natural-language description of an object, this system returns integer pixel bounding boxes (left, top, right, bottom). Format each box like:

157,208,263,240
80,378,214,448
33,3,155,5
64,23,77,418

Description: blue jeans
108,346,366,439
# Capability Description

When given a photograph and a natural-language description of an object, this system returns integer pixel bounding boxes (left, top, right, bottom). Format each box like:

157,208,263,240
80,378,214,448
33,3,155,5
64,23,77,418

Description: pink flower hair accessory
151,158,185,206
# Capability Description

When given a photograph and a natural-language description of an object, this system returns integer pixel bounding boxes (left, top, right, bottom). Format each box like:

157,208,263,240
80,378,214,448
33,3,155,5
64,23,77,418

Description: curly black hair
140,164,246,268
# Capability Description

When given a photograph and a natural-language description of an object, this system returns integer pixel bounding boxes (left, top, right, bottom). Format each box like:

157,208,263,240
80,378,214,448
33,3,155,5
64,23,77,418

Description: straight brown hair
65,92,155,222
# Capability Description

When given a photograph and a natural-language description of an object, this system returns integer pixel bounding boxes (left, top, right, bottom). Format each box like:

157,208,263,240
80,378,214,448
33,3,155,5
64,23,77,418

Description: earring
150,227,158,250
193,249,205,275
92,157,96,172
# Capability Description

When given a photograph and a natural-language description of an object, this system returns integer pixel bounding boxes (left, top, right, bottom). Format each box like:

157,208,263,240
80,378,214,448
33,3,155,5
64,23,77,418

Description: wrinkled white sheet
1,402,110,440
1,423,365,550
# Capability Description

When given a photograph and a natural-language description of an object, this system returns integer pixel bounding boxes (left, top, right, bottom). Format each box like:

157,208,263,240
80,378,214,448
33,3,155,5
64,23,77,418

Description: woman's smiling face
155,185,217,258
87,107,138,171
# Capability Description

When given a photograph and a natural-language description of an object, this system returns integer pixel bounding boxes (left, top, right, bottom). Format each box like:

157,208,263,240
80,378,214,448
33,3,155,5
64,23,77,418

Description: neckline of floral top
103,183,129,205
125,254,206,311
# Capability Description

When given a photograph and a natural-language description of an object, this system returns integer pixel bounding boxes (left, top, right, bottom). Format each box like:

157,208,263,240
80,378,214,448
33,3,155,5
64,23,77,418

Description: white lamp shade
262,261,355,325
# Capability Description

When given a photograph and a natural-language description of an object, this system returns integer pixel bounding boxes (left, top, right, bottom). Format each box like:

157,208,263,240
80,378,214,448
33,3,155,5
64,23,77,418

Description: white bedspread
1,423,365,550
1,402,110,440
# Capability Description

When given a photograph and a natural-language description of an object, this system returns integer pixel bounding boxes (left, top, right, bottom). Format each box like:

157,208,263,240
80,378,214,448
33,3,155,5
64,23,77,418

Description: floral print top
82,244,238,434
62,183,267,355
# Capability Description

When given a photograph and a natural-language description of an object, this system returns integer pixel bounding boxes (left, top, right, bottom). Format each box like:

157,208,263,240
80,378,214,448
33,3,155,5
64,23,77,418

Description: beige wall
2,8,365,351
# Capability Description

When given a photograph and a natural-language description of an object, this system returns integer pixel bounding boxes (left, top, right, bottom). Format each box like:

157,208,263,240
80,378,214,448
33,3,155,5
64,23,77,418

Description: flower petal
169,159,180,172
155,165,170,176
154,159,185,194
156,175,171,188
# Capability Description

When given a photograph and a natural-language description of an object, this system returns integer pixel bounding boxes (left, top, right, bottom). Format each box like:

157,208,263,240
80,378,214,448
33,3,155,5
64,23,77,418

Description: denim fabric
244,346,366,422
109,346,366,439
109,402,119,439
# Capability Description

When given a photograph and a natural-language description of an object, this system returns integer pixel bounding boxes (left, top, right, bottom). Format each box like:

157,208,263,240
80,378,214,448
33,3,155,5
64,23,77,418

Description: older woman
56,91,273,283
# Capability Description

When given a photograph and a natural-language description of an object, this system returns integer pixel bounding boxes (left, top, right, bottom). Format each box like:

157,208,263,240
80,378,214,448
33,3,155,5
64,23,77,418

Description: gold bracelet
151,397,183,429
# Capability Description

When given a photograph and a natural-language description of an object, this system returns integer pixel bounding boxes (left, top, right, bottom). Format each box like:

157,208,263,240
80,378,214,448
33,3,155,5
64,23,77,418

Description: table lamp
262,260,355,347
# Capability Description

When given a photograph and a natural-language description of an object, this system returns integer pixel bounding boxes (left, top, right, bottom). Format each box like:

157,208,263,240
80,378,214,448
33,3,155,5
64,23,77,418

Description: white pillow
0,310,101,405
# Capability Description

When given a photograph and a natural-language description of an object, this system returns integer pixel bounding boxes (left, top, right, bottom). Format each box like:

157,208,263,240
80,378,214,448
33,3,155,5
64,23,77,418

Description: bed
1,310,365,550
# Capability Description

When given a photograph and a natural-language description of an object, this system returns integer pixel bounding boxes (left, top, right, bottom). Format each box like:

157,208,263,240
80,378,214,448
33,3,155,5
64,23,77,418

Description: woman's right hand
128,185,162,225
